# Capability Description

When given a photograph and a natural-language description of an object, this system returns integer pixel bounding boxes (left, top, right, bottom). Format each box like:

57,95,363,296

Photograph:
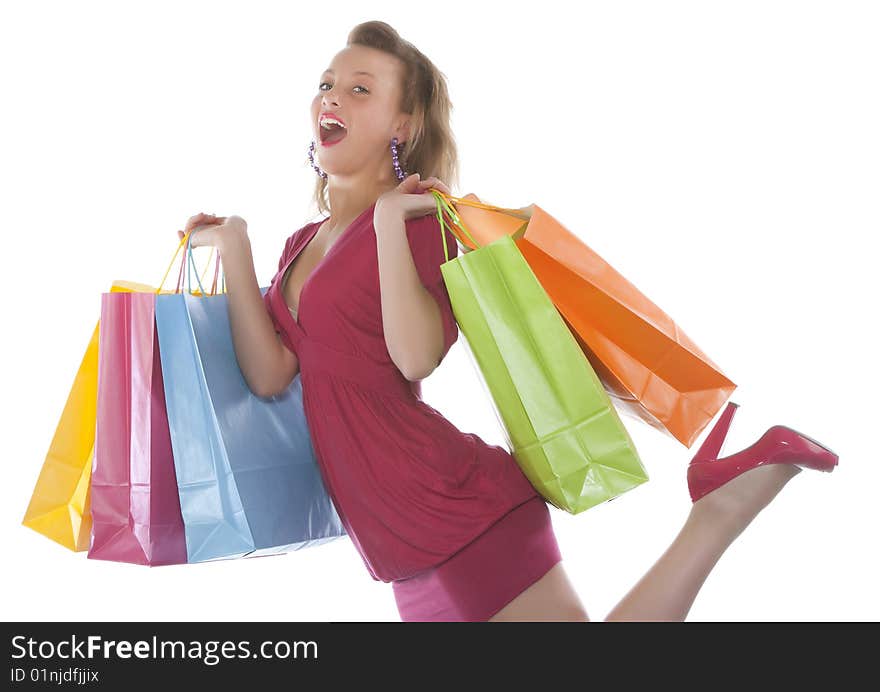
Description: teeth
320,117,346,130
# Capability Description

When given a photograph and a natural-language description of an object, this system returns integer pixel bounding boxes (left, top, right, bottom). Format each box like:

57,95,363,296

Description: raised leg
488,462,803,622
604,463,802,621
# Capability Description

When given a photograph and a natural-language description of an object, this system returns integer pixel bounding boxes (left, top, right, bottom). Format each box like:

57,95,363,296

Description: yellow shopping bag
21,282,155,550
22,236,221,551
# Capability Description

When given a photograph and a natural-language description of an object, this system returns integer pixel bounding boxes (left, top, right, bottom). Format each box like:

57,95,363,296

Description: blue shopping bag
154,270,346,563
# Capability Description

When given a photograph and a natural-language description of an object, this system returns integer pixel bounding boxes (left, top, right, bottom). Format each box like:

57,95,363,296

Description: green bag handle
430,189,484,262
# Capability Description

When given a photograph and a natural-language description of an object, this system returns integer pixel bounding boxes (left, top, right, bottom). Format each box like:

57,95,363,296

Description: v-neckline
278,200,377,329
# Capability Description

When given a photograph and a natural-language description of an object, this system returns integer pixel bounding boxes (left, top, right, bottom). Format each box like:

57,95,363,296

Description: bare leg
604,463,803,621
489,462,804,622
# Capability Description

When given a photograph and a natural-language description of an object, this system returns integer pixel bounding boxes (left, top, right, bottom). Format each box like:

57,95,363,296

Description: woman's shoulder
405,211,460,261
278,219,322,267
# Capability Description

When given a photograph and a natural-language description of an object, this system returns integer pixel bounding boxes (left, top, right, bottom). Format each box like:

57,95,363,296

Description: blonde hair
309,20,460,217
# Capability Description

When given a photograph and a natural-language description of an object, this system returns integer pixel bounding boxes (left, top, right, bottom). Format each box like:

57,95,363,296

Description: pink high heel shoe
687,402,839,503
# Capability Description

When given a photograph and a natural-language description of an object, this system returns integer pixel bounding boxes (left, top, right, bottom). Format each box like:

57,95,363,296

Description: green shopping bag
429,190,649,514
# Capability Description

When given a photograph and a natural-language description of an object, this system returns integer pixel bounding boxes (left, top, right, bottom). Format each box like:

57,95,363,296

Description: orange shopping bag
448,193,736,448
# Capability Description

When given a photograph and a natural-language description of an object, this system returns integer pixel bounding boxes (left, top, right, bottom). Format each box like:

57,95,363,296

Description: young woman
176,21,838,622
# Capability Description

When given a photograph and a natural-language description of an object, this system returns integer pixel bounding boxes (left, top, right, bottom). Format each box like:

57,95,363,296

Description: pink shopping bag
88,290,187,566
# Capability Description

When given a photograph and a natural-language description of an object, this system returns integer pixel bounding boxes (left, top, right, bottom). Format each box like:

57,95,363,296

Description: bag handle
183,233,226,296
155,229,226,296
443,193,533,221
430,190,484,256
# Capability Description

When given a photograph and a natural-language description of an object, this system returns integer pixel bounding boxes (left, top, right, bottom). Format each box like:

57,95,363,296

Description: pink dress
262,201,563,621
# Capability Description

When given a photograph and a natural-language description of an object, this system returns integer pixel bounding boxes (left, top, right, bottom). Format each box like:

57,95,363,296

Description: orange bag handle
430,190,483,253
443,193,533,221
430,190,531,254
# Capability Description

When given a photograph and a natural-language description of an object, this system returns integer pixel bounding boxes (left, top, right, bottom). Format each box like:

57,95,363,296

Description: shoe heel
690,401,739,465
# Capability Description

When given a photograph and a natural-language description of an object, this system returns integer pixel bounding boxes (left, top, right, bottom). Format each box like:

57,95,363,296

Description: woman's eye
318,82,368,94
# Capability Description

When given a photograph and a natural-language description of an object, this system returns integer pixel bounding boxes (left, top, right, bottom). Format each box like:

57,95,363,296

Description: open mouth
320,121,348,145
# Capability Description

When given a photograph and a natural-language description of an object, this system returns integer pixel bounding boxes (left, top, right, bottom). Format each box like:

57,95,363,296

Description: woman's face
310,45,410,179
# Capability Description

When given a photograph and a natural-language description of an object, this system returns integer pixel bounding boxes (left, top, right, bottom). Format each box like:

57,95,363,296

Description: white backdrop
2,1,877,622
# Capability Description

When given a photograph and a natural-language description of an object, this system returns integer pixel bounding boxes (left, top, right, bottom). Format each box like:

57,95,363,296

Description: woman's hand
375,173,452,223
176,213,248,253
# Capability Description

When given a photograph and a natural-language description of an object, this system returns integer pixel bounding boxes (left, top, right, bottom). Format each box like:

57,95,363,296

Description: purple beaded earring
308,137,409,180
390,137,408,181
308,140,326,179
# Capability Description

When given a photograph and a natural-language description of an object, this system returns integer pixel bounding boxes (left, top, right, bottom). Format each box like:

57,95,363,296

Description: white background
2,1,877,622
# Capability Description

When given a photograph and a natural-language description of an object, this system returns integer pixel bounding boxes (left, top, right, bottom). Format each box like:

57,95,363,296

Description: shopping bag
154,234,346,562
429,191,649,514
22,279,163,552
448,193,737,448
88,290,188,565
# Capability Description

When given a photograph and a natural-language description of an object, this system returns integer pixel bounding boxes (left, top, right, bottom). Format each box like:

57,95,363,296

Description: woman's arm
374,212,447,381
219,229,300,398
